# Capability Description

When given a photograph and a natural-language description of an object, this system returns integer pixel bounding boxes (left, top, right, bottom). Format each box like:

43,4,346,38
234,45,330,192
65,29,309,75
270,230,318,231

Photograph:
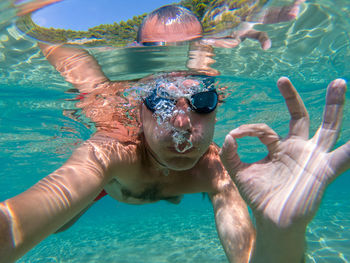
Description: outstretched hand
220,77,349,228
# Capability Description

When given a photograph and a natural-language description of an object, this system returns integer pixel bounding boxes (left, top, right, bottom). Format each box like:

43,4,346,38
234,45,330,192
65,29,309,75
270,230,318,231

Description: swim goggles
143,77,218,114
142,41,166,46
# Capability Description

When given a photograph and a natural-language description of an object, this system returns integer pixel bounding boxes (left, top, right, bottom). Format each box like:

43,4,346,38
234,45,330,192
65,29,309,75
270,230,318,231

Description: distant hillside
16,0,267,46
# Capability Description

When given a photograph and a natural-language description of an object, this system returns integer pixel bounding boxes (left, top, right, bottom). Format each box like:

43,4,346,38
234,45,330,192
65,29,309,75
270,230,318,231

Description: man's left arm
210,178,255,263
220,77,349,263
39,43,110,93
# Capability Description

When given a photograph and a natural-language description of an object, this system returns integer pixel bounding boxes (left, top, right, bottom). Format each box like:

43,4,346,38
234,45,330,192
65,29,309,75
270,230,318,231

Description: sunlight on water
0,1,350,262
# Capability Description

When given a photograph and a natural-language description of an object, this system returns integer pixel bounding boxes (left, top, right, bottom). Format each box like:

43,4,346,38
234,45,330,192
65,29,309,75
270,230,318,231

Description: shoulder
85,132,141,169
76,80,141,143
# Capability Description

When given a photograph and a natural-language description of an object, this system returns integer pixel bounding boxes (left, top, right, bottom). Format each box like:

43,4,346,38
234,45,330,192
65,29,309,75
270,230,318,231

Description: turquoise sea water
1,0,350,262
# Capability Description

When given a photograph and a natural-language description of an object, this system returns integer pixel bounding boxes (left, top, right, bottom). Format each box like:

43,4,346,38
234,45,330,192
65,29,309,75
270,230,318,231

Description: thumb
220,133,244,176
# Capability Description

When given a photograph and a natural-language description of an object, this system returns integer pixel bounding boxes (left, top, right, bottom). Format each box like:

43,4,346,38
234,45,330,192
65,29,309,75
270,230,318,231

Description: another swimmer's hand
200,29,271,50
238,29,271,50
220,77,349,263
200,0,306,51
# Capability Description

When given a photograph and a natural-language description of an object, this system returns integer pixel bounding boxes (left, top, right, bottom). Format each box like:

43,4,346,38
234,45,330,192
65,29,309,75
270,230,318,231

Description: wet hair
136,5,202,43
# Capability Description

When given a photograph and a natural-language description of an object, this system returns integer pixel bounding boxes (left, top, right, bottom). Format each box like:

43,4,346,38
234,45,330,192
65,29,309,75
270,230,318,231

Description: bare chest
103,164,211,204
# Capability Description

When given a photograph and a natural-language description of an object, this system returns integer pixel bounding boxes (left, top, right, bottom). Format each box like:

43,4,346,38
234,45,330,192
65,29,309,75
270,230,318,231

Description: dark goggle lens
142,42,165,46
144,96,173,112
190,90,218,113
144,90,218,114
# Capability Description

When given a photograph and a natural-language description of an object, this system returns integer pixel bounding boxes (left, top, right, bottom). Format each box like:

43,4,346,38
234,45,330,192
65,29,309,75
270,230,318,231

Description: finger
311,79,347,151
239,29,271,50
200,38,241,48
257,31,271,50
228,124,280,153
277,77,309,139
328,141,350,180
260,36,272,50
220,134,245,176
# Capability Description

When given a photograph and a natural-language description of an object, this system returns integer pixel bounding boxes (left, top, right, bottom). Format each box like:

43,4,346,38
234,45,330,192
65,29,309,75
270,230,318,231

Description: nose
170,98,192,132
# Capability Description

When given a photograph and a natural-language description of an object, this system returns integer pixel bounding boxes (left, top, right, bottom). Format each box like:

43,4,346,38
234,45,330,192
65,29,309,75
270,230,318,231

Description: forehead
148,75,214,96
158,77,200,89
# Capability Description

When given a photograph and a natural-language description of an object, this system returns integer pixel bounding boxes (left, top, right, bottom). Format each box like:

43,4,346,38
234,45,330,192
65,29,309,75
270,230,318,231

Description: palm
220,77,350,228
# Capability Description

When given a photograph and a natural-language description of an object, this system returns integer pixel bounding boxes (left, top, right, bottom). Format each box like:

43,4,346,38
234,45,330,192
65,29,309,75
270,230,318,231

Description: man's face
140,74,217,171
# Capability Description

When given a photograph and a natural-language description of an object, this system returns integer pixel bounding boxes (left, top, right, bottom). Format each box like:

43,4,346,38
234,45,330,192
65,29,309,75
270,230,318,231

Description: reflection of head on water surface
137,5,202,45
125,5,209,76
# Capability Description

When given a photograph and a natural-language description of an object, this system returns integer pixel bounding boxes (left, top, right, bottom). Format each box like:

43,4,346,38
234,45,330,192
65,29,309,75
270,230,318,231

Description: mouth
169,130,194,153
167,139,194,154
167,146,194,154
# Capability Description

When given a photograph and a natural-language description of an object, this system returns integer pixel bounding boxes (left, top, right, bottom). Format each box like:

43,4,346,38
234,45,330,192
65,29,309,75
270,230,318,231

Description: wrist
250,217,307,263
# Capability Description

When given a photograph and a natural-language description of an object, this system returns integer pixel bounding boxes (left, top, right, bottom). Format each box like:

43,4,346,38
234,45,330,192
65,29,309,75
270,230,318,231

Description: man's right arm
39,43,110,93
0,134,117,263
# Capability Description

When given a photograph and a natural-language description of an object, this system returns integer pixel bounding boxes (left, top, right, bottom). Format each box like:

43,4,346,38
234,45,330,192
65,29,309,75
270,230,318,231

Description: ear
139,103,143,113
139,103,144,129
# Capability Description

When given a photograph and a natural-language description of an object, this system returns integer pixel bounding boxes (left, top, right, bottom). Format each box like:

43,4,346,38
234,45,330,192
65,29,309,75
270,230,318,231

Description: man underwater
1,3,350,263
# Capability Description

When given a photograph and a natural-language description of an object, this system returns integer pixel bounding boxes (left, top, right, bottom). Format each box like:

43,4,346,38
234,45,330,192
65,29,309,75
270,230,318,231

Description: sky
32,0,177,31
